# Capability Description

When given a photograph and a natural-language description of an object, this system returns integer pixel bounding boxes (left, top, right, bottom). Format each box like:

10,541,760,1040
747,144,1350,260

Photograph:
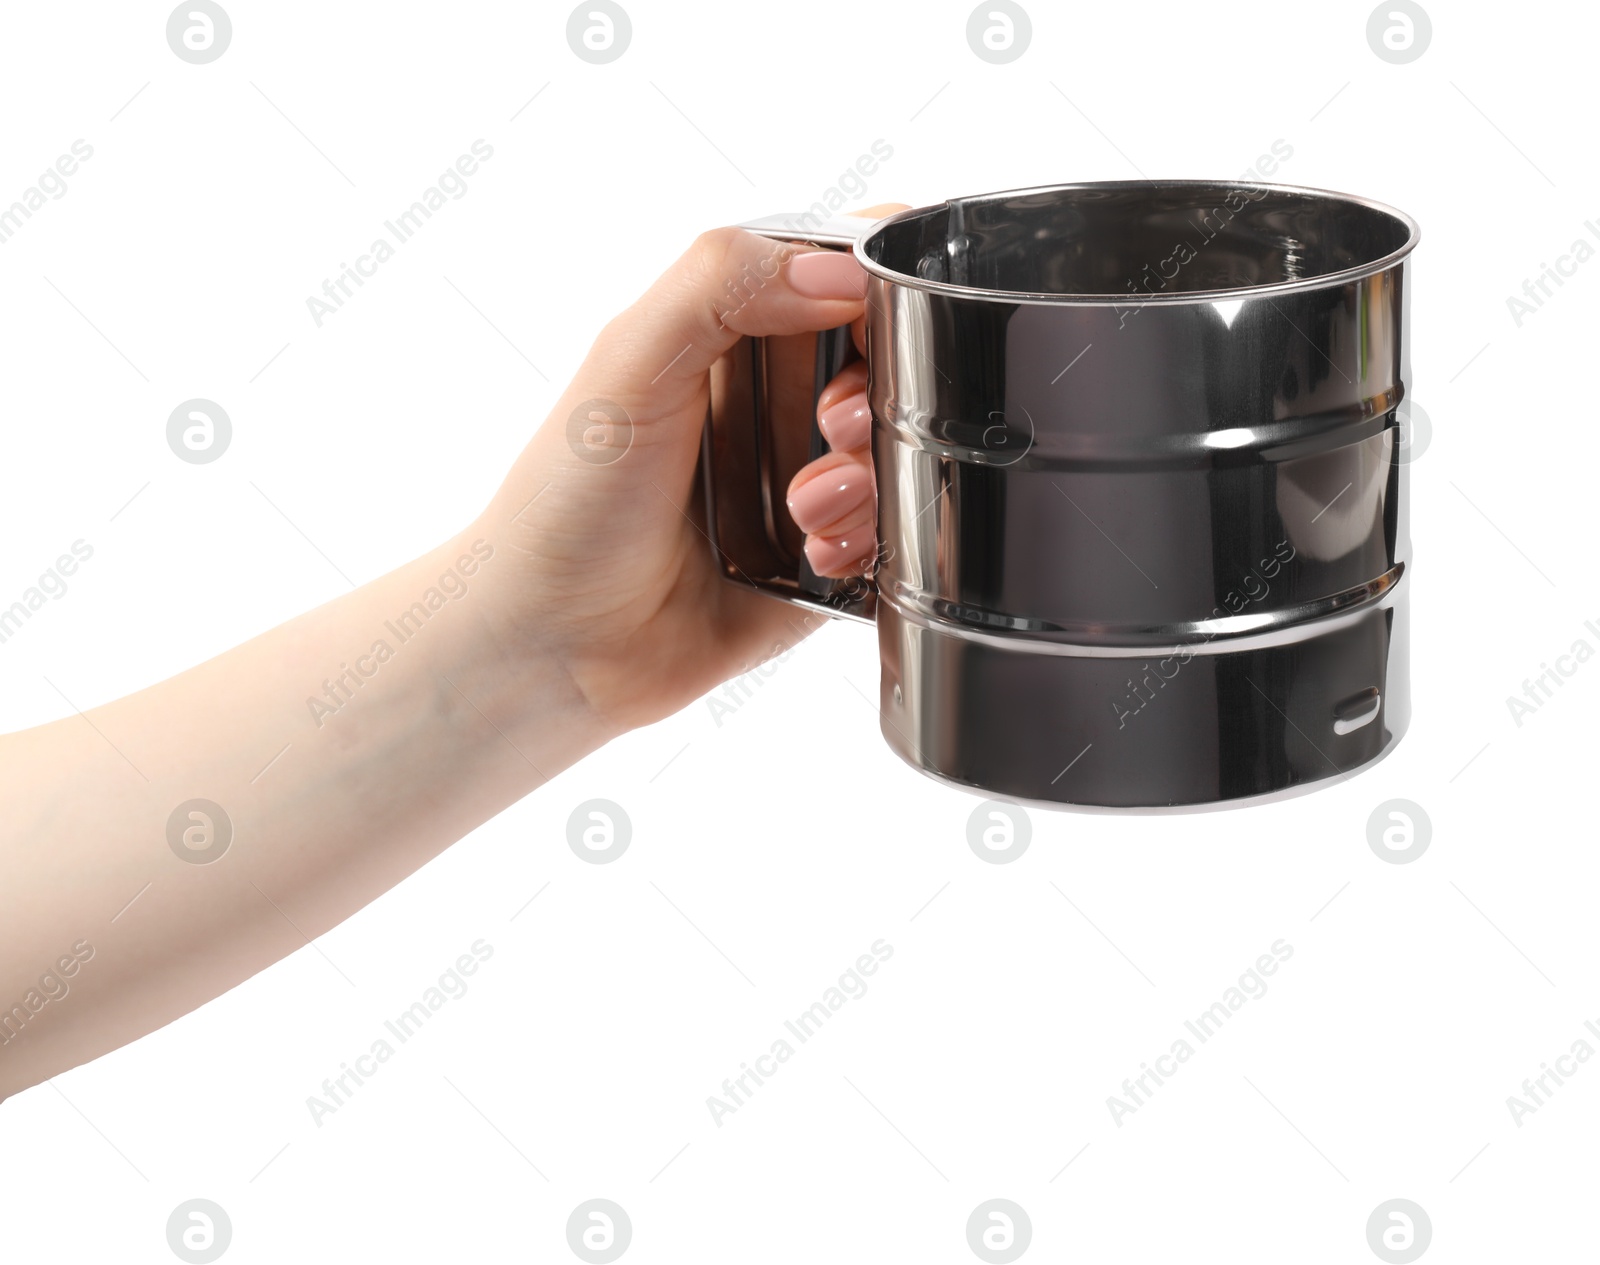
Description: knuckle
690,226,743,274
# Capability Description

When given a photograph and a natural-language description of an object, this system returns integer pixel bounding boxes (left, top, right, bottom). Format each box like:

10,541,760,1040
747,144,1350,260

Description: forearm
0,523,611,1099
0,219,876,1101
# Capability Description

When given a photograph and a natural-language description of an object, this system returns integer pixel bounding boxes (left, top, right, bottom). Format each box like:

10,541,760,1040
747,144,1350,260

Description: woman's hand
469,206,903,737
0,207,904,1100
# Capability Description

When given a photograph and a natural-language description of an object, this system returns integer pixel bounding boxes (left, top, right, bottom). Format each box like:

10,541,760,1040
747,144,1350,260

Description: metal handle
699,213,882,623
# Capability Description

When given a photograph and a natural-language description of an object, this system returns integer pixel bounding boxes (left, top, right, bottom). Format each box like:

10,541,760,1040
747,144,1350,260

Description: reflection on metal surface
704,181,1420,808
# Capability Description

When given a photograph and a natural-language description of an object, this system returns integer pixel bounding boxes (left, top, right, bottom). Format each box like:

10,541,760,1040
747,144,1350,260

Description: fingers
788,251,868,300
583,228,867,417
851,203,914,219
788,204,899,563
802,521,877,578
786,451,872,532
817,361,870,451
817,358,867,413
784,192,900,576
580,203,912,418
786,448,876,578
574,202,914,432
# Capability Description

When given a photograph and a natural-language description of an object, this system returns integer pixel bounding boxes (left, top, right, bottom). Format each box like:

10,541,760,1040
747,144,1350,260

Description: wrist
428,523,624,768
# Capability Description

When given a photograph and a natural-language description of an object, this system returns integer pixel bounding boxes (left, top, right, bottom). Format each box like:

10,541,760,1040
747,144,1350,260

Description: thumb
579,225,870,421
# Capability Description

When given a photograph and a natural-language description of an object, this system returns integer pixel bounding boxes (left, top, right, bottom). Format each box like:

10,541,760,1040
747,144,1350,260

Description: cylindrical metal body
705,181,1419,809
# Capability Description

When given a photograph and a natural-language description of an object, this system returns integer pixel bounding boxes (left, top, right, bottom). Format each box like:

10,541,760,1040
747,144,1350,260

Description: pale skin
0,207,905,1102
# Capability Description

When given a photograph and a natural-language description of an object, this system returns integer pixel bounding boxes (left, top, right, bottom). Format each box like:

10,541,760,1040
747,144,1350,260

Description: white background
1,1,1595,1261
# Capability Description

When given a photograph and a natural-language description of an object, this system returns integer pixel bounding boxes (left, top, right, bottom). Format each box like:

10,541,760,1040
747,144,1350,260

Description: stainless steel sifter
702,181,1420,809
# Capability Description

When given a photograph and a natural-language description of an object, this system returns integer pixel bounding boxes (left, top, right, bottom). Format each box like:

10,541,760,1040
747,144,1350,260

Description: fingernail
788,251,867,300
786,464,872,533
805,531,874,577
819,391,872,451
